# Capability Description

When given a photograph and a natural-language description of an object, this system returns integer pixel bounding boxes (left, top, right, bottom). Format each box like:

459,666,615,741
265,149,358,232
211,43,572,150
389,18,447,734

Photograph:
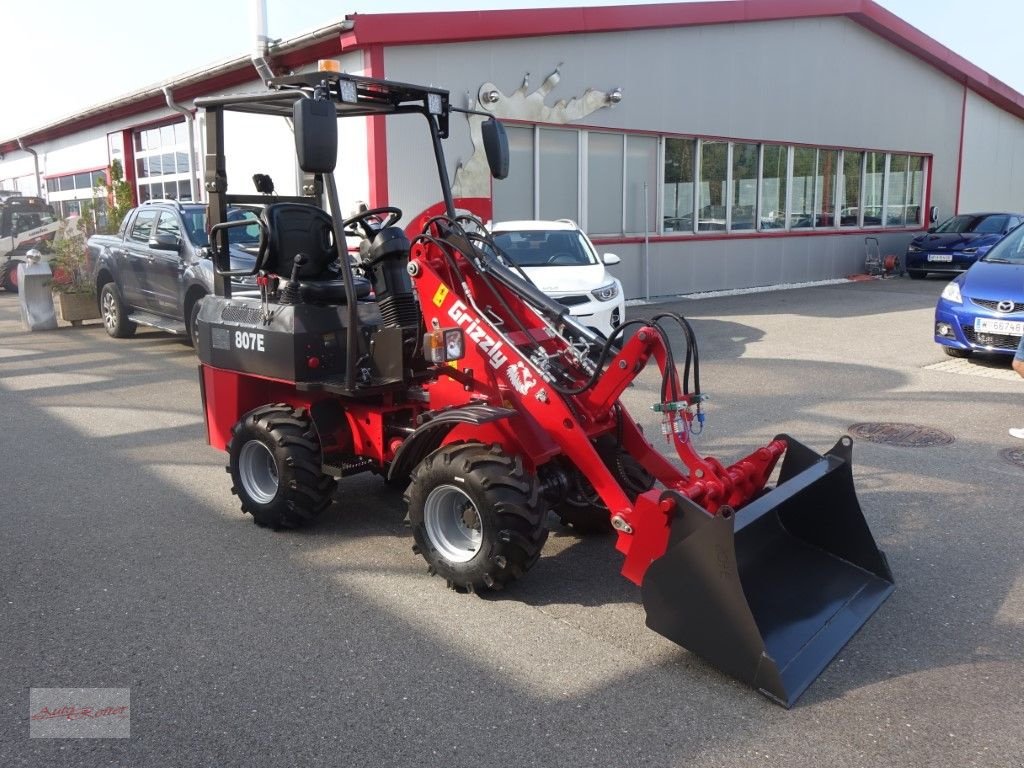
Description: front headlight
591,281,619,302
907,244,922,253
940,281,962,304
962,246,989,255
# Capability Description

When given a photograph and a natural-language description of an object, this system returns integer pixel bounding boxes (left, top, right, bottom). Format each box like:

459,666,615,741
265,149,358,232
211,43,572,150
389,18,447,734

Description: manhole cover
1000,447,1024,469
847,422,955,447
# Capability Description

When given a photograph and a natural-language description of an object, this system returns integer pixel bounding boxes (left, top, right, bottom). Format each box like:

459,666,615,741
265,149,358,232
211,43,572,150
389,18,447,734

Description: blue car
934,221,1024,357
907,212,1023,279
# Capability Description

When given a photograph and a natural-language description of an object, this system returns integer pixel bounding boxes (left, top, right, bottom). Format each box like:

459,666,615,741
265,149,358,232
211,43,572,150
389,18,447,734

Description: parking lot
2,276,1022,767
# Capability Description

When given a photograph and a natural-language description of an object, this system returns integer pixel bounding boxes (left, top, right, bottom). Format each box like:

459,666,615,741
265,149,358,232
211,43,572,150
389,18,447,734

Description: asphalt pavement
2,276,1022,767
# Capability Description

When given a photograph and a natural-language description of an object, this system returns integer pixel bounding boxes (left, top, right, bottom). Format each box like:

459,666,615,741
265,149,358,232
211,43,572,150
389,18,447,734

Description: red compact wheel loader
193,68,893,707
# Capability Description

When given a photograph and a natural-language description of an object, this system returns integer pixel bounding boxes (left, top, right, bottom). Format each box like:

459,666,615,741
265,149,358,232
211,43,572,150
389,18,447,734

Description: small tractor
0,195,60,292
194,68,894,707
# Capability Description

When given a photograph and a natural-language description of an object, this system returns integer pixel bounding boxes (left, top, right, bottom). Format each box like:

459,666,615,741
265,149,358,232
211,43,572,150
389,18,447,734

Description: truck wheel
1,262,18,293
406,443,548,592
186,295,204,348
227,404,337,529
100,283,137,338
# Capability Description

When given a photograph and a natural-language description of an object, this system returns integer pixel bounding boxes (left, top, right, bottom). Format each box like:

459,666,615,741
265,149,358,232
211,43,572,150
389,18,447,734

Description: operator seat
259,202,371,303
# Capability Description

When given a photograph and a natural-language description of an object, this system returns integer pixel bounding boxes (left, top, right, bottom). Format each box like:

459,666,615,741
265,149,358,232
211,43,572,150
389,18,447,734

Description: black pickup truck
88,199,259,344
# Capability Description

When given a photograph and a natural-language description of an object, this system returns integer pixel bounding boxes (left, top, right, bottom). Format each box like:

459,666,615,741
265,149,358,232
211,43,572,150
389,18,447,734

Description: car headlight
940,281,962,304
591,281,619,302
907,244,922,253
962,246,989,255
962,247,978,254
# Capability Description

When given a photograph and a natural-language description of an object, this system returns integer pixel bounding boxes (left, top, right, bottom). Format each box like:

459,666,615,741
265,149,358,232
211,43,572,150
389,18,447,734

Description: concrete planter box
55,291,99,325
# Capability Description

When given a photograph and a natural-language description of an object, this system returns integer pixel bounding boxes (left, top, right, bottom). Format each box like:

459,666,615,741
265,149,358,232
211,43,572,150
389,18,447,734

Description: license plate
975,317,1024,336
927,253,953,262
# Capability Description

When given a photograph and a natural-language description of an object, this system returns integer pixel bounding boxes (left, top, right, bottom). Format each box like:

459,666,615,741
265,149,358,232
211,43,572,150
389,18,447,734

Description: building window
698,140,727,232
664,138,695,233
133,120,194,202
731,142,758,231
864,151,886,226
625,135,658,234
493,125,534,221
840,151,863,227
588,132,624,234
885,154,925,227
538,128,578,221
760,145,788,230
494,122,927,240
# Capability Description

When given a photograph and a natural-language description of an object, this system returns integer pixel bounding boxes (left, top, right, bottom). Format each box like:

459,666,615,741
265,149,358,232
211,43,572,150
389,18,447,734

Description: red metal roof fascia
338,0,1024,120
339,1,850,49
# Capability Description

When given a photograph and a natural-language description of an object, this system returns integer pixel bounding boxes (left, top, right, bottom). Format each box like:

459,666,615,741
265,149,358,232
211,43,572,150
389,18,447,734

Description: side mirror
481,117,509,180
602,253,621,266
149,234,181,251
929,205,939,224
293,98,338,173
926,226,936,234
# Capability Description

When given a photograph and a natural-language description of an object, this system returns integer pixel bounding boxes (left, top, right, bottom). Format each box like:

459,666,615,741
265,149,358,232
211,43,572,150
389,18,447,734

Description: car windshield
981,224,1024,263
491,230,598,267
934,214,1008,234
182,207,261,247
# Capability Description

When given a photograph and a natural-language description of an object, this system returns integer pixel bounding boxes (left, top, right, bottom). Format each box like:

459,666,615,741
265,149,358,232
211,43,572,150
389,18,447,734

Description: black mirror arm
209,219,268,276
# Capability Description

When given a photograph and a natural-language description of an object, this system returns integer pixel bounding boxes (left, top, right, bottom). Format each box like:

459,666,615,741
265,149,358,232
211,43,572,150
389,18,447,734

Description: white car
489,219,625,337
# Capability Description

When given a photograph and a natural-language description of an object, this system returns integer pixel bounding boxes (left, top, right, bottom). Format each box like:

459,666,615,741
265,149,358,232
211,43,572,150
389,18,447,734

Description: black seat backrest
260,203,336,279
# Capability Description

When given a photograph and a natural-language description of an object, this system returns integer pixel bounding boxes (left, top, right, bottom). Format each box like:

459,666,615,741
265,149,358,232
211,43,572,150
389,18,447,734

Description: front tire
943,346,972,358
406,443,548,592
100,283,137,338
227,404,336,529
908,270,926,280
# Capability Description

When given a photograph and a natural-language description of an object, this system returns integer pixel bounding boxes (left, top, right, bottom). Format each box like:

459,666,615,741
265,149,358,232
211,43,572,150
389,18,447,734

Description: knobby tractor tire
227,403,337,529
405,443,548,593
1,262,17,293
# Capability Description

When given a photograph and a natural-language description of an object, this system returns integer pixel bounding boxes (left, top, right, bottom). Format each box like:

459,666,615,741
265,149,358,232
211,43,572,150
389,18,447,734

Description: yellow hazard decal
432,284,449,307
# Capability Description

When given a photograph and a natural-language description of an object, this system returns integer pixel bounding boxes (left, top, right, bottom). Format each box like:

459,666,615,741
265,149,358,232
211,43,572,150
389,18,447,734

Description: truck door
147,211,186,315
122,209,158,307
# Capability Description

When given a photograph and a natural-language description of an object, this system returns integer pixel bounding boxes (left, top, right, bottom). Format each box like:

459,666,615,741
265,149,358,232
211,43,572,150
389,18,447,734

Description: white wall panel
959,90,1024,212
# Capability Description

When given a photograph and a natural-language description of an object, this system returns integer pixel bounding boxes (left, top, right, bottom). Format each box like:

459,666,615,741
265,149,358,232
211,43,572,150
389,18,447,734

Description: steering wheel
546,252,577,266
340,206,403,240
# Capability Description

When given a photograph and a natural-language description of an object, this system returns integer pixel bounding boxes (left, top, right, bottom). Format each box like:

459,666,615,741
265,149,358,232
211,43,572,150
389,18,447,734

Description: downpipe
16,139,41,198
161,87,199,201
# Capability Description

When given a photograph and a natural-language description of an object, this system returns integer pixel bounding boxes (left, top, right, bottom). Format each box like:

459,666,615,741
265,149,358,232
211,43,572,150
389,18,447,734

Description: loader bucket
641,435,894,707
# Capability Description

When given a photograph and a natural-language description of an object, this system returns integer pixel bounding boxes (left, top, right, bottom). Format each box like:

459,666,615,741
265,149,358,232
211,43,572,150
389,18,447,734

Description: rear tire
1,262,18,292
908,270,925,280
943,346,972,358
185,294,205,348
100,283,137,338
228,404,336,529
406,443,548,592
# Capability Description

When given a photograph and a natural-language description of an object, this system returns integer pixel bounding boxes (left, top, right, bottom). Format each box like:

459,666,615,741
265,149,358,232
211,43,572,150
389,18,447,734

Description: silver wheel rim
423,484,482,563
102,290,118,331
238,440,279,504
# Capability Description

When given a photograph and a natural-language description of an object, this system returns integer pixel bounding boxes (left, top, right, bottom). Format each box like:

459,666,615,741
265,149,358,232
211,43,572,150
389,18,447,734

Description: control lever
279,253,307,305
